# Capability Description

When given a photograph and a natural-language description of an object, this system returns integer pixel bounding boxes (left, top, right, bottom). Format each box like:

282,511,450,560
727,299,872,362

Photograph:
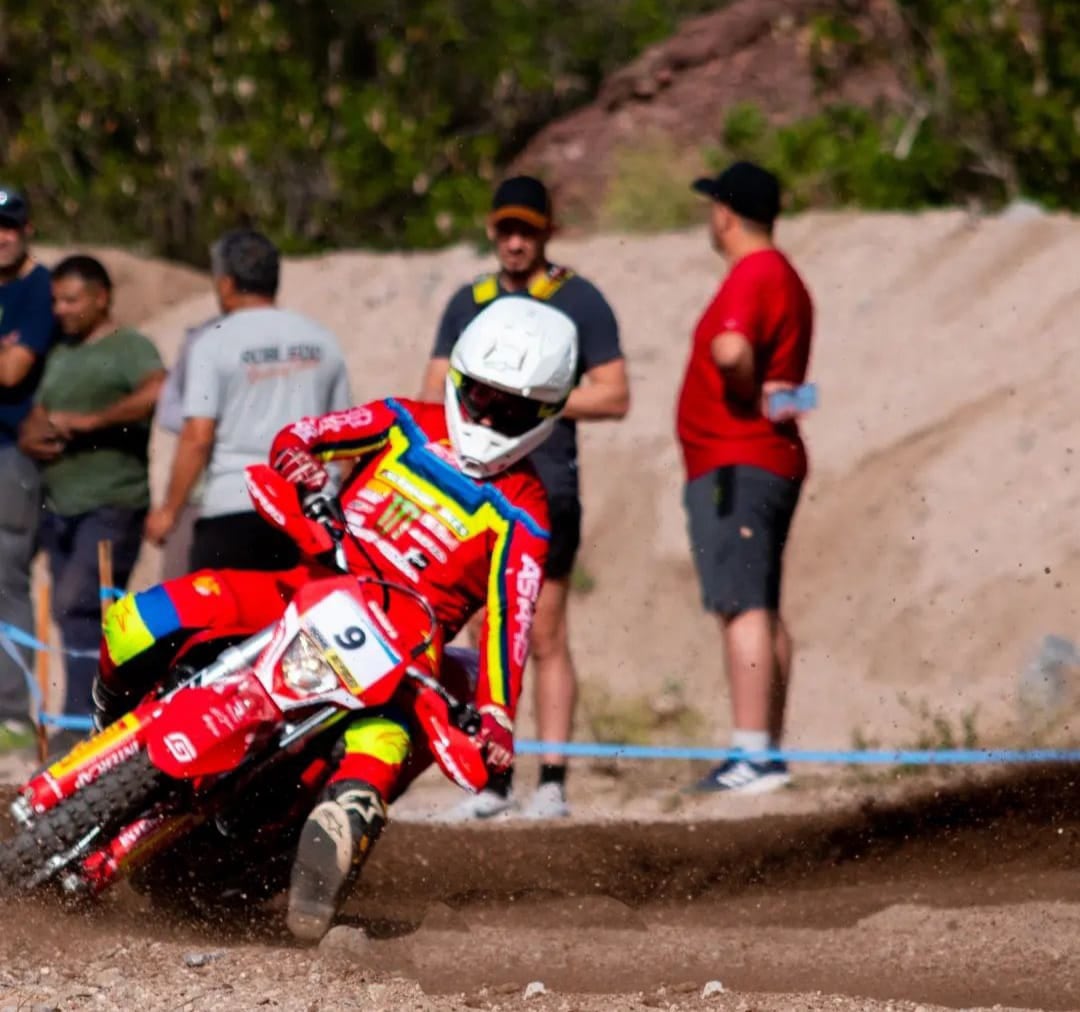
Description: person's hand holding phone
762,381,818,422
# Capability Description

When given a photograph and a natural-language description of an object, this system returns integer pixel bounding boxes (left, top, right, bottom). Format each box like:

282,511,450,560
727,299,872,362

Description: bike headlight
280,632,341,695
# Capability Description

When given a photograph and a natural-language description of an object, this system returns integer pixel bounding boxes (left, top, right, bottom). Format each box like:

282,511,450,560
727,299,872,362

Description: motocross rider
90,296,579,941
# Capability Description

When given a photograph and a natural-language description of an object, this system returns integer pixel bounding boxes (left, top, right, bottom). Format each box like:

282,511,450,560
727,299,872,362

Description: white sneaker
520,782,570,820
438,787,518,822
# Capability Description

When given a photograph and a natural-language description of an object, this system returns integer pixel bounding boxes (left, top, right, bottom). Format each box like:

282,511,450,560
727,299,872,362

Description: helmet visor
451,369,559,437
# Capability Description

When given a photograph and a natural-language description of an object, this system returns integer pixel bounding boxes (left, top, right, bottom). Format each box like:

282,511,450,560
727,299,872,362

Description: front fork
73,807,199,896
73,749,335,898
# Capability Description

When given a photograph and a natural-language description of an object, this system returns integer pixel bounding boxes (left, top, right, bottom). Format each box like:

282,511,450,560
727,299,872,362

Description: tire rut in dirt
0,753,165,895
355,763,1080,911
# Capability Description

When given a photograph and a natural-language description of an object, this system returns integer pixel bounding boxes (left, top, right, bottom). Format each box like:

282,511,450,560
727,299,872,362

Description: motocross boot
286,780,387,942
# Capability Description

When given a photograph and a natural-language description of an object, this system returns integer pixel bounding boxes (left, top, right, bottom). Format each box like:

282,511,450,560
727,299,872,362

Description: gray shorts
684,465,802,616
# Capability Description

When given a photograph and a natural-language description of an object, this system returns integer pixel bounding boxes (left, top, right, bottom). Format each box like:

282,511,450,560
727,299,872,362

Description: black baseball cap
489,175,553,230
0,186,30,228
692,161,781,226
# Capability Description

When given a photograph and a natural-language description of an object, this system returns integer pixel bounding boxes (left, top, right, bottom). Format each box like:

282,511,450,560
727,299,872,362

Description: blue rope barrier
0,591,123,732
5,594,1078,761
515,740,1080,765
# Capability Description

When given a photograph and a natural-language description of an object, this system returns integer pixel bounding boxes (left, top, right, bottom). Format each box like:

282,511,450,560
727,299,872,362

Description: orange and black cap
489,175,553,231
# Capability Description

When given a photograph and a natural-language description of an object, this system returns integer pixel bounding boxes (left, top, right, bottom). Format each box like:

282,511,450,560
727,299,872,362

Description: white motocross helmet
445,296,579,479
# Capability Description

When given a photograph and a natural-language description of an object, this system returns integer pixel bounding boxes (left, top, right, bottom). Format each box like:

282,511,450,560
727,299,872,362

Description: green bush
708,0,1079,218
706,102,965,213
1,0,1074,260
0,0,718,264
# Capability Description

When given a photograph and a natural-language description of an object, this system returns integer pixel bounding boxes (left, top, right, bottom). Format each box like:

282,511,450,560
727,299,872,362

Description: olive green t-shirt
36,326,164,516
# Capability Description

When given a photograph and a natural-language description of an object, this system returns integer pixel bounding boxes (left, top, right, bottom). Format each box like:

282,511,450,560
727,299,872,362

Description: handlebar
407,666,482,736
301,490,349,574
300,489,481,743
301,490,345,527
299,488,441,665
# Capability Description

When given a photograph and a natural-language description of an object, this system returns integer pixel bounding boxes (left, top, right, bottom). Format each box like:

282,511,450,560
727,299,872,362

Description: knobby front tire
0,752,166,896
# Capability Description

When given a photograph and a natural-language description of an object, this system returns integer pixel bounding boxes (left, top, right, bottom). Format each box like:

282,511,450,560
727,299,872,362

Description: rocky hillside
511,0,907,225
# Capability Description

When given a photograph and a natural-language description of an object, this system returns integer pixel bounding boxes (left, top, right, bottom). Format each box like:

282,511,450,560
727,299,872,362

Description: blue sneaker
689,757,791,795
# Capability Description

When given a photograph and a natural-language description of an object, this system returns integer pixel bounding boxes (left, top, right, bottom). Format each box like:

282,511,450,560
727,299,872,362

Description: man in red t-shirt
675,160,815,795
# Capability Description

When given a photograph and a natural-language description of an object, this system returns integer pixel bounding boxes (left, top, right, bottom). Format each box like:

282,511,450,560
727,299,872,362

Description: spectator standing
156,314,224,437
419,176,630,820
18,255,165,740
144,229,352,570
0,186,55,752
155,312,222,579
676,161,815,794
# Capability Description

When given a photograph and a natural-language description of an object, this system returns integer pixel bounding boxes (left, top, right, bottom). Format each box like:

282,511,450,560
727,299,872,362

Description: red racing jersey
270,397,549,721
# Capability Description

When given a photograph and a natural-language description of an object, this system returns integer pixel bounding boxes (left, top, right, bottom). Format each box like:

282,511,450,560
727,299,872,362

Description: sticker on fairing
302,591,400,694
46,712,142,779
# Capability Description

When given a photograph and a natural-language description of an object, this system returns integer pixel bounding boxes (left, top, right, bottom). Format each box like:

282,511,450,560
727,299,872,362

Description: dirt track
1,764,1078,1011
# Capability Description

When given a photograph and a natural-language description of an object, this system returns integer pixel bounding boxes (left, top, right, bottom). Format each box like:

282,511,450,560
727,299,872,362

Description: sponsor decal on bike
46,712,142,781
115,812,171,853
364,598,400,642
324,649,361,694
162,732,197,764
201,697,253,738
73,738,142,791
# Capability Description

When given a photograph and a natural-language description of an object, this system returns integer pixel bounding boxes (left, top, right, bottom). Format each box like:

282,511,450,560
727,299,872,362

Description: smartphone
767,382,818,418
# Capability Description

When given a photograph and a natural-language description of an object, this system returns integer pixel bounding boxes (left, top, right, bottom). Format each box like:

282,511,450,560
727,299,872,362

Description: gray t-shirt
183,306,352,518
158,315,223,435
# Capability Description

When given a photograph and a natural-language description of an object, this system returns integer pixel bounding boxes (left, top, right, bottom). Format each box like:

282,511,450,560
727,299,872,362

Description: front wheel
0,753,166,896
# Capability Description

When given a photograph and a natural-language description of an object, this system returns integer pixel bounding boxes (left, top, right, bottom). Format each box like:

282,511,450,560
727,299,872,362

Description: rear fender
144,671,282,779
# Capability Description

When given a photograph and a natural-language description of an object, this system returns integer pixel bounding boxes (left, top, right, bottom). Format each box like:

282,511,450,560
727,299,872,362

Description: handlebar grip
452,701,482,737
302,491,342,524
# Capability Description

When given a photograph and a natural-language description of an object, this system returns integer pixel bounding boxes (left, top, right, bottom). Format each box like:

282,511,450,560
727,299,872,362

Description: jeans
0,444,42,722
39,506,147,717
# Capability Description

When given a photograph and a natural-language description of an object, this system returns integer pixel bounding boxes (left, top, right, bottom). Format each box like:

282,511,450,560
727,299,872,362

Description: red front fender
144,671,282,779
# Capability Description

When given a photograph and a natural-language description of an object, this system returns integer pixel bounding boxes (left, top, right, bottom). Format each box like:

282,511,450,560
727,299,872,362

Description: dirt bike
0,464,490,912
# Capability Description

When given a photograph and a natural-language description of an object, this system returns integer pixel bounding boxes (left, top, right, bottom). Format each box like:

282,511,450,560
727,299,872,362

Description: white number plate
302,591,400,693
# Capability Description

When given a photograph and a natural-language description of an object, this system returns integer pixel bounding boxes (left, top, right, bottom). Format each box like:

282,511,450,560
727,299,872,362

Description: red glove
273,446,329,493
477,705,514,774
